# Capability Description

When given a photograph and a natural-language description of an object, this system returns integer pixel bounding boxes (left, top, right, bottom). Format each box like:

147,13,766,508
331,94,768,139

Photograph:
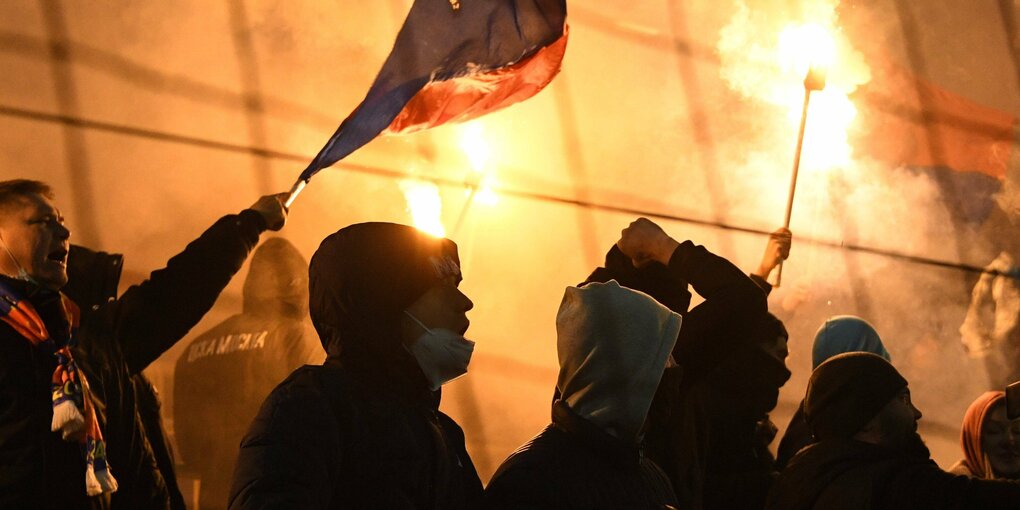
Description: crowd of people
2,177,1020,509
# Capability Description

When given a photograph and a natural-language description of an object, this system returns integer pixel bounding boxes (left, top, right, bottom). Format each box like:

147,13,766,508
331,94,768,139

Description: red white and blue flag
300,0,568,181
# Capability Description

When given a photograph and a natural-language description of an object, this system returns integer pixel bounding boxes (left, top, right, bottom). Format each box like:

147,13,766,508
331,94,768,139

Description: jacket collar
551,400,642,468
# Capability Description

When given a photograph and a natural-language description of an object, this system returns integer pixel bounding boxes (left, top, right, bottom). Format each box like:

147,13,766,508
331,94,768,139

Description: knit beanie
804,352,908,440
308,222,460,356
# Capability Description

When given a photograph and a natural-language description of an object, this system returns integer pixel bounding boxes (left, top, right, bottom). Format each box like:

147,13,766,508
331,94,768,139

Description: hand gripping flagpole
775,65,827,287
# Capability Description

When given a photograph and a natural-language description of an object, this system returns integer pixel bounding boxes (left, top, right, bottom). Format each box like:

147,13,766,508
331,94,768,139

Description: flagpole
284,178,308,208
776,66,826,287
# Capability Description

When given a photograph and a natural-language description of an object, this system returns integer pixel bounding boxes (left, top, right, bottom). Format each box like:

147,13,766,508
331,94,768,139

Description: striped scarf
0,280,117,496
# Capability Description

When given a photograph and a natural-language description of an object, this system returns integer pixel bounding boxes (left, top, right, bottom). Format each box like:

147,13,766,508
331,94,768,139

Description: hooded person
173,238,322,510
587,218,790,509
949,391,1020,480
485,280,683,509
766,352,1020,510
775,315,892,470
228,223,482,510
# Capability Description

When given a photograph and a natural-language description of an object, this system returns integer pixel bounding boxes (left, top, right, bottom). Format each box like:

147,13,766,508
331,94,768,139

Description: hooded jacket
229,223,482,510
587,241,788,510
776,316,892,471
485,280,682,509
949,391,1006,479
174,238,322,510
0,210,266,510
766,437,1020,510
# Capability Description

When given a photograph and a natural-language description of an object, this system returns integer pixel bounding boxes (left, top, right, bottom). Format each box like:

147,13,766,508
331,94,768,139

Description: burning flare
400,180,447,237
718,0,871,170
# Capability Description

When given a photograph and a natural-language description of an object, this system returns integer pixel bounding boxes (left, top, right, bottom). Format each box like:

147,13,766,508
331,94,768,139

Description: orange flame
400,180,447,237
718,1,871,170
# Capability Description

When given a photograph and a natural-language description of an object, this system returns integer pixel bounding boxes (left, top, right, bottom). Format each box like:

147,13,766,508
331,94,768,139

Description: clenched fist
616,218,680,268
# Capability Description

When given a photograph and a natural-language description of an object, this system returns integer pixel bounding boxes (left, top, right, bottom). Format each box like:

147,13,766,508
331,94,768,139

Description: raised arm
616,218,768,375
98,193,287,374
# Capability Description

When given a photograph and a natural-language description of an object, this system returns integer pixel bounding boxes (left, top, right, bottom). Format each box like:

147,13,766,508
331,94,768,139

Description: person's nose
911,403,923,421
54,223,71,241
459,290,474,312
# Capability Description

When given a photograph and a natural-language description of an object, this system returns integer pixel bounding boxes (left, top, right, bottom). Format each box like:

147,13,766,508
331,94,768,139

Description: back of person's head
804,352,909,441
960,391,1020,480
812,315,890,369
0,179,54,218
243,237,308,319
555,280,682,441
308,222,459,360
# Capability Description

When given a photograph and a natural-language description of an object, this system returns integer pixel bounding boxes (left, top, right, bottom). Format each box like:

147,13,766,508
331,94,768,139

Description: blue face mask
403,311,475,391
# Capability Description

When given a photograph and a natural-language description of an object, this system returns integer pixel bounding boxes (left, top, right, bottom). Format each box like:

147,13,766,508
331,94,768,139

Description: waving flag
300,0,568,181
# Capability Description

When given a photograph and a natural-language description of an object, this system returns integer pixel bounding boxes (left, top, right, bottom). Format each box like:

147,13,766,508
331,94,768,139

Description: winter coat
589,241,789,510
64,244,189,510
0,278,107,510
766,438,1020,510
67,210,264,509
486,401,679,510
229,359,482,510
174,238,322,510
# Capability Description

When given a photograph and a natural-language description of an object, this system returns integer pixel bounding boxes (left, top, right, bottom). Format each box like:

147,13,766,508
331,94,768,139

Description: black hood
308,223,460,394
767,437,932,510
242,237,308,319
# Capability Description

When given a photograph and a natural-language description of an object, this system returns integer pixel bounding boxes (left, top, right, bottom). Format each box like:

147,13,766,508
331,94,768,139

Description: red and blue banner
301,0,569,181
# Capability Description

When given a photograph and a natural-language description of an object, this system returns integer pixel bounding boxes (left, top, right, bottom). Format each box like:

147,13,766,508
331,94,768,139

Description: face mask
404,311,475,391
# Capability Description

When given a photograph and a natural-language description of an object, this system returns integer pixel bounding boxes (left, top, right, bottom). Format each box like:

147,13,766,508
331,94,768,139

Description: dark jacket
67,210,265,509
775,404,811,471
229,226,482,510
174,238,321,510
65,244,188,510
589,242,789,509
766,438,1020,510
0,278,106,510
486,401,679,510
229,360,482,510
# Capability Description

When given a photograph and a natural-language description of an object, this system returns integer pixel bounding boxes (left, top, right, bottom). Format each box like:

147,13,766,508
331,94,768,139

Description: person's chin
37,269,68,290
896,430,931,458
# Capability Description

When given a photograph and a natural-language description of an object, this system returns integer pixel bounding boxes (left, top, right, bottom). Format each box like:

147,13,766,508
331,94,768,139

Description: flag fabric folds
300,0,568,181
855,60,1018,181
853,59,1018,225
